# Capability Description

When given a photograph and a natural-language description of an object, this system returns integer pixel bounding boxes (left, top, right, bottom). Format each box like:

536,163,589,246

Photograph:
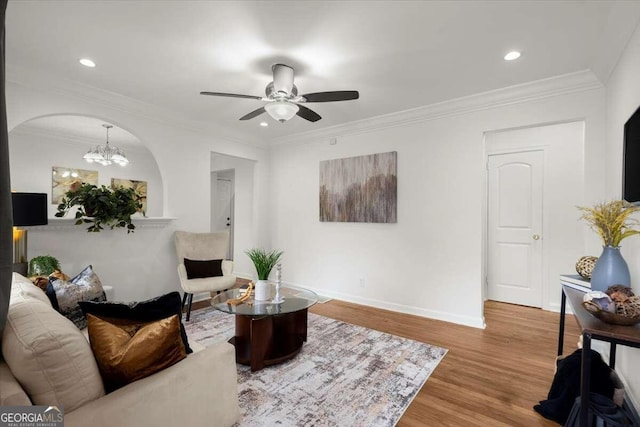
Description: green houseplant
578,200,640,291
55,183,144,233
28,255,60,277
246,248,284,280
246,248,284,301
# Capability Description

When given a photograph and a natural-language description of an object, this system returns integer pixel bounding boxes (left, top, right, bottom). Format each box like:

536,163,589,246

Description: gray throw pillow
47,265,106,329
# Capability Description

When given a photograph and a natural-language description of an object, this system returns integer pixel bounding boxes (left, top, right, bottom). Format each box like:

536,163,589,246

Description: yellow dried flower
578,200,640,247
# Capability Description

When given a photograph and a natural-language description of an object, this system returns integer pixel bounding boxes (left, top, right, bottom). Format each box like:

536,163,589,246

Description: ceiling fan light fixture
264,101,299,123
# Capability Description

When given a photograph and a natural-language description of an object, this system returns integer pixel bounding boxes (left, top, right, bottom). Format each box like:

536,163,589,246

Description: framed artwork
111,178,148,214
51,166,98,204
320,151,397,223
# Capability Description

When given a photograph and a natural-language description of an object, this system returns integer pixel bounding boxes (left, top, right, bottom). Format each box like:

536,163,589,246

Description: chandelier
83,124,129,166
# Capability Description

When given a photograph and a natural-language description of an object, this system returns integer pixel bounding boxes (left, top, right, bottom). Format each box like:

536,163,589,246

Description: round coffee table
211,284,318,372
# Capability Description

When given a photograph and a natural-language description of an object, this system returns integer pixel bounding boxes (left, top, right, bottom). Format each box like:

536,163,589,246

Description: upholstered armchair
174,231,237,321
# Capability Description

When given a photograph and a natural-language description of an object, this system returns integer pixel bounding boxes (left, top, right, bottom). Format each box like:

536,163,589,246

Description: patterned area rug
185,306,447,427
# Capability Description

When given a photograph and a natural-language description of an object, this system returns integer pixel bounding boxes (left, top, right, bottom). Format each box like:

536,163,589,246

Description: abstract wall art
51,166,98,204
111,178,148,214
320,151,397,223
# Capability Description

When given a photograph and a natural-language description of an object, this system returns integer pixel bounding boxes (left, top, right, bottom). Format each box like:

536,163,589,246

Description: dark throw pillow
86,313,187,392
46,265,107,329
184,258,223,279
79,291,192,354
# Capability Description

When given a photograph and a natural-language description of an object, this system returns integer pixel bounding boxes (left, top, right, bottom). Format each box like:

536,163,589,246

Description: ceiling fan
200,64,359,123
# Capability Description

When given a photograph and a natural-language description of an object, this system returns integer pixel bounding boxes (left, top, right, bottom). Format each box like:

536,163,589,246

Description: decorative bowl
582,301,640,326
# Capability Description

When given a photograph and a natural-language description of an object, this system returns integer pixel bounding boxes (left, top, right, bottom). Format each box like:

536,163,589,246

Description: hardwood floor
310,299,581,427
189,284,580,426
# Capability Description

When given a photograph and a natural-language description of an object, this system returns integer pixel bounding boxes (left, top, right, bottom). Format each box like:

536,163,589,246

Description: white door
487,150,543,307
213,177,234,260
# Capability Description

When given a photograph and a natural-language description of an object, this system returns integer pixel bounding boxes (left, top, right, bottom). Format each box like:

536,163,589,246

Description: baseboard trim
282,281,486,329
226,274,485,327
546,301,575,315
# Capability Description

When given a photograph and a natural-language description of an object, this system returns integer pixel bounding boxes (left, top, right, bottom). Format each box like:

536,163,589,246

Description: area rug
185,307,447,427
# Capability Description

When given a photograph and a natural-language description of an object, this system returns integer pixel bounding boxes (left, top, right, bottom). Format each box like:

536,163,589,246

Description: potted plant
578,200,640,291
55,183,144,233
28,254,60,277
246,248,284,301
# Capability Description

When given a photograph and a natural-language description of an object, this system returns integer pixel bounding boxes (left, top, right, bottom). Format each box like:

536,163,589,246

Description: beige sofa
0,273,240,427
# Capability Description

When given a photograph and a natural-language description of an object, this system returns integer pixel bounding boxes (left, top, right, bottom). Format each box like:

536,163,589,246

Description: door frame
482,143,549,311
211,168,235,260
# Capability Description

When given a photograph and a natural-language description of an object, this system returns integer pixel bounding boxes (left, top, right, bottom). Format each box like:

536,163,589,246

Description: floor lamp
12,192,48,276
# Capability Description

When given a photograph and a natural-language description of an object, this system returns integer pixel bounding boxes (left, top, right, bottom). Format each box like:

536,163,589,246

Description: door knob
533,234,540,240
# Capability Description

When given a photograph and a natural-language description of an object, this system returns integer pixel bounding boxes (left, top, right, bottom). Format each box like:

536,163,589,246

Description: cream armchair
174,230,237,321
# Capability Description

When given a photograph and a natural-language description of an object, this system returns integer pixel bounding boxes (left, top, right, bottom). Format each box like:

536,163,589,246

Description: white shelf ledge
25,217,176,231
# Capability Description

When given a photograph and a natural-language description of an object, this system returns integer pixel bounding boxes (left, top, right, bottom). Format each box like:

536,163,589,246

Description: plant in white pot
246,248,284,301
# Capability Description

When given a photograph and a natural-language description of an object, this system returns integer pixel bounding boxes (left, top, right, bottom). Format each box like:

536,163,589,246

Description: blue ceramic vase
590,246,631,292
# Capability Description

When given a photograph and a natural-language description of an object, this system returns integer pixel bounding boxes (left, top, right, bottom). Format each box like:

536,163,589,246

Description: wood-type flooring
189,287,580,426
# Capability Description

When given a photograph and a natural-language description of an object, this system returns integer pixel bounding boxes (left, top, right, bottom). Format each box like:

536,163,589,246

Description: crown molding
7,64,604,151
6,64,265,148
270,70,604,147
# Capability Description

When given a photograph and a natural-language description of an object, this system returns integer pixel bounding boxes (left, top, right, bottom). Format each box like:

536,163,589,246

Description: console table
558,285,640,426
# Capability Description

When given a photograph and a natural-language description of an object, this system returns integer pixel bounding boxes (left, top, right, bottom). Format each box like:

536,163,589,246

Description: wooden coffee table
211,285,318,372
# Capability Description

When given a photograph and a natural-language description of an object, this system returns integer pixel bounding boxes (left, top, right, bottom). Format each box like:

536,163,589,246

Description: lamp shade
12,193,48,226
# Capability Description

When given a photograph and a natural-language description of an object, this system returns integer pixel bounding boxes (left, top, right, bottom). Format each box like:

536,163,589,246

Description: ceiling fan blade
296,105,321,122
272,64,294,95
239,107,266,121
200,91,263,100
301,91,359,103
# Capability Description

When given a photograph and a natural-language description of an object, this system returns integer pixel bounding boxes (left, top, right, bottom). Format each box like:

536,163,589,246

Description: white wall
6,79,270,303
604,22,640,410
9,127,163,218
269,85,605,328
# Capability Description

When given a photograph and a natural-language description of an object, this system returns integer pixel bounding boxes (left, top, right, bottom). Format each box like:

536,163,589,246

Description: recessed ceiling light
259,122,269,127
79,58,96,68
504,51,521,61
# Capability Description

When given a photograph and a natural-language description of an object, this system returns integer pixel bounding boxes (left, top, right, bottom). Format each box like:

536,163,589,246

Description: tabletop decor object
245,248,283,301
578,200,640,292
272,263,284,304
582,285,640,325
575,255,598,279
226,282,254,306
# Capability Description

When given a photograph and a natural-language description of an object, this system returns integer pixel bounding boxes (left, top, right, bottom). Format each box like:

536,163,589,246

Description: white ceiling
5,1,640,144
16,116,142,151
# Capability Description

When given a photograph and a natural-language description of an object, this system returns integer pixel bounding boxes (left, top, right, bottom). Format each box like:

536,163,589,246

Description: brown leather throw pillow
86,313,187,392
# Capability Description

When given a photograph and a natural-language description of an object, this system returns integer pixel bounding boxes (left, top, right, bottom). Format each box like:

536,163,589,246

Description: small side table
558,285,640,426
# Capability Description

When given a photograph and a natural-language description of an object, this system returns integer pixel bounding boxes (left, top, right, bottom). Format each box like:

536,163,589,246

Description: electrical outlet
359,277,365,288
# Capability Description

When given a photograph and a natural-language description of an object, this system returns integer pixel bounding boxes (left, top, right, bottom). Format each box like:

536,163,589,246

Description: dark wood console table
558,285,640,426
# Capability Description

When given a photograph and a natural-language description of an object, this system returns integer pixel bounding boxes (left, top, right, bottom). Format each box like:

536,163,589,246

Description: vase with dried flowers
578,200,640,291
